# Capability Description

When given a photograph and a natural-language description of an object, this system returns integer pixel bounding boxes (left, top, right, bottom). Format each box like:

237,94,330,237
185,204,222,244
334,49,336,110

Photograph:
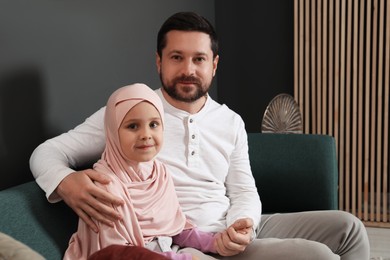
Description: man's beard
160,75,210,102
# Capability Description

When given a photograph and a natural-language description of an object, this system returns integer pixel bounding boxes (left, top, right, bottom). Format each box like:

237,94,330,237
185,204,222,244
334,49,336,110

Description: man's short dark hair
157,12,219,58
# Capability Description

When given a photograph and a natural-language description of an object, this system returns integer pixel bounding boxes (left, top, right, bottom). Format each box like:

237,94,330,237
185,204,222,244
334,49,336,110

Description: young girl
63,83,217,260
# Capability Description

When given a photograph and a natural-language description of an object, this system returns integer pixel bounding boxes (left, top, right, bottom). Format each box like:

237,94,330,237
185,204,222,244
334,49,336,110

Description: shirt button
191,151,195,156
189,118,193,123
192,134,195,139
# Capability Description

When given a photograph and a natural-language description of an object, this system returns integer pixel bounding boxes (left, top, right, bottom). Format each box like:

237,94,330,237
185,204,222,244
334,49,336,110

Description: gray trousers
178,210,370,260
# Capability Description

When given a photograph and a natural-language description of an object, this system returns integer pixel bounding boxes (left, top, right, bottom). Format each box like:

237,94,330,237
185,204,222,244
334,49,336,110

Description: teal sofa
0,133,338,259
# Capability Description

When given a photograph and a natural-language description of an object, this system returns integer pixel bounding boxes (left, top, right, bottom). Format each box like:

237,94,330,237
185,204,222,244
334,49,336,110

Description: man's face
156,30,219,102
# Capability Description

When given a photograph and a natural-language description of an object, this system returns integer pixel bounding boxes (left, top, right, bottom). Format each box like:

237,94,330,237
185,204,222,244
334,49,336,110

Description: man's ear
156,52,161,74
212,55,219,77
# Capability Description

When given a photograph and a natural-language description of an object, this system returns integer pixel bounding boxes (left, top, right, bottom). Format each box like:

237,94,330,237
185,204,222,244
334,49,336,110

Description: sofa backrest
248,133,339,213
0,133,339,259
0,181,77,259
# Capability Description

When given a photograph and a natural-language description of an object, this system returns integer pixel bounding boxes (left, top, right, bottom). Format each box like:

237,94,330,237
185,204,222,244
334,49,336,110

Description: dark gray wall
215,1,294,133
0,0,216,189
0,0,294,190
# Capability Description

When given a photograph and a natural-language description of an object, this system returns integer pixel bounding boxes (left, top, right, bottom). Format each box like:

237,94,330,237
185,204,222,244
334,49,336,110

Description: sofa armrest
0,181,78,259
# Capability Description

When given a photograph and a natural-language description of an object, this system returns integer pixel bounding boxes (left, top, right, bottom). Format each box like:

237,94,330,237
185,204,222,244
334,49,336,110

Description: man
30,12,369,259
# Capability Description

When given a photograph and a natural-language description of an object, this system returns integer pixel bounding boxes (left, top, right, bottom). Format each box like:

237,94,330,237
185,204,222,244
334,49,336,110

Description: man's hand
214,218,254,256
56,169,124,233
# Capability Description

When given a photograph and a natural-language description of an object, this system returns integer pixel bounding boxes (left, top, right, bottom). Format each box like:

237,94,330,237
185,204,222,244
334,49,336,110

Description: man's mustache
174,76,201,85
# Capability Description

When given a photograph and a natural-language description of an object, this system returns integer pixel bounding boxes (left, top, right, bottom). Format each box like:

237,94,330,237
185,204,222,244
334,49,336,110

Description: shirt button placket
187,117,199,166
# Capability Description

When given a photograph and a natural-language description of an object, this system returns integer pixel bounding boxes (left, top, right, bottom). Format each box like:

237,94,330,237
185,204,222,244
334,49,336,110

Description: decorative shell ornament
261,93,303,134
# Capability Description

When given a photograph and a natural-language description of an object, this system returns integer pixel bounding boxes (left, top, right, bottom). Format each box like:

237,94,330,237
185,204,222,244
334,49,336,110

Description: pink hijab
64,83,189,260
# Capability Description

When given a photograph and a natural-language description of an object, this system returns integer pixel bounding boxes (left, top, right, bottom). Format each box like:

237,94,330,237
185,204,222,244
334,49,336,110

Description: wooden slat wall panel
294,0,390,227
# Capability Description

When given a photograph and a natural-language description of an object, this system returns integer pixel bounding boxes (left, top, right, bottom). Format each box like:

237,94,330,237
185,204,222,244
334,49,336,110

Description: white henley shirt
30,88,262,233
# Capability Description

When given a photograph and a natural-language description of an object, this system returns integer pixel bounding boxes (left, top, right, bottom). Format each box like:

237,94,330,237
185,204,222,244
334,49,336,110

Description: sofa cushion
248,133,338,213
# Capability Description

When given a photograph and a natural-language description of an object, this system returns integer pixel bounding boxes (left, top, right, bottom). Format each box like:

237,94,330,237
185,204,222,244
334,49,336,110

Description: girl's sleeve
172,227,217,254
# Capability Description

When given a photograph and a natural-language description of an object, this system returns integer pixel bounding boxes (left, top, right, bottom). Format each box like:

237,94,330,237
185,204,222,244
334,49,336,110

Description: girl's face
118,101,163,162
